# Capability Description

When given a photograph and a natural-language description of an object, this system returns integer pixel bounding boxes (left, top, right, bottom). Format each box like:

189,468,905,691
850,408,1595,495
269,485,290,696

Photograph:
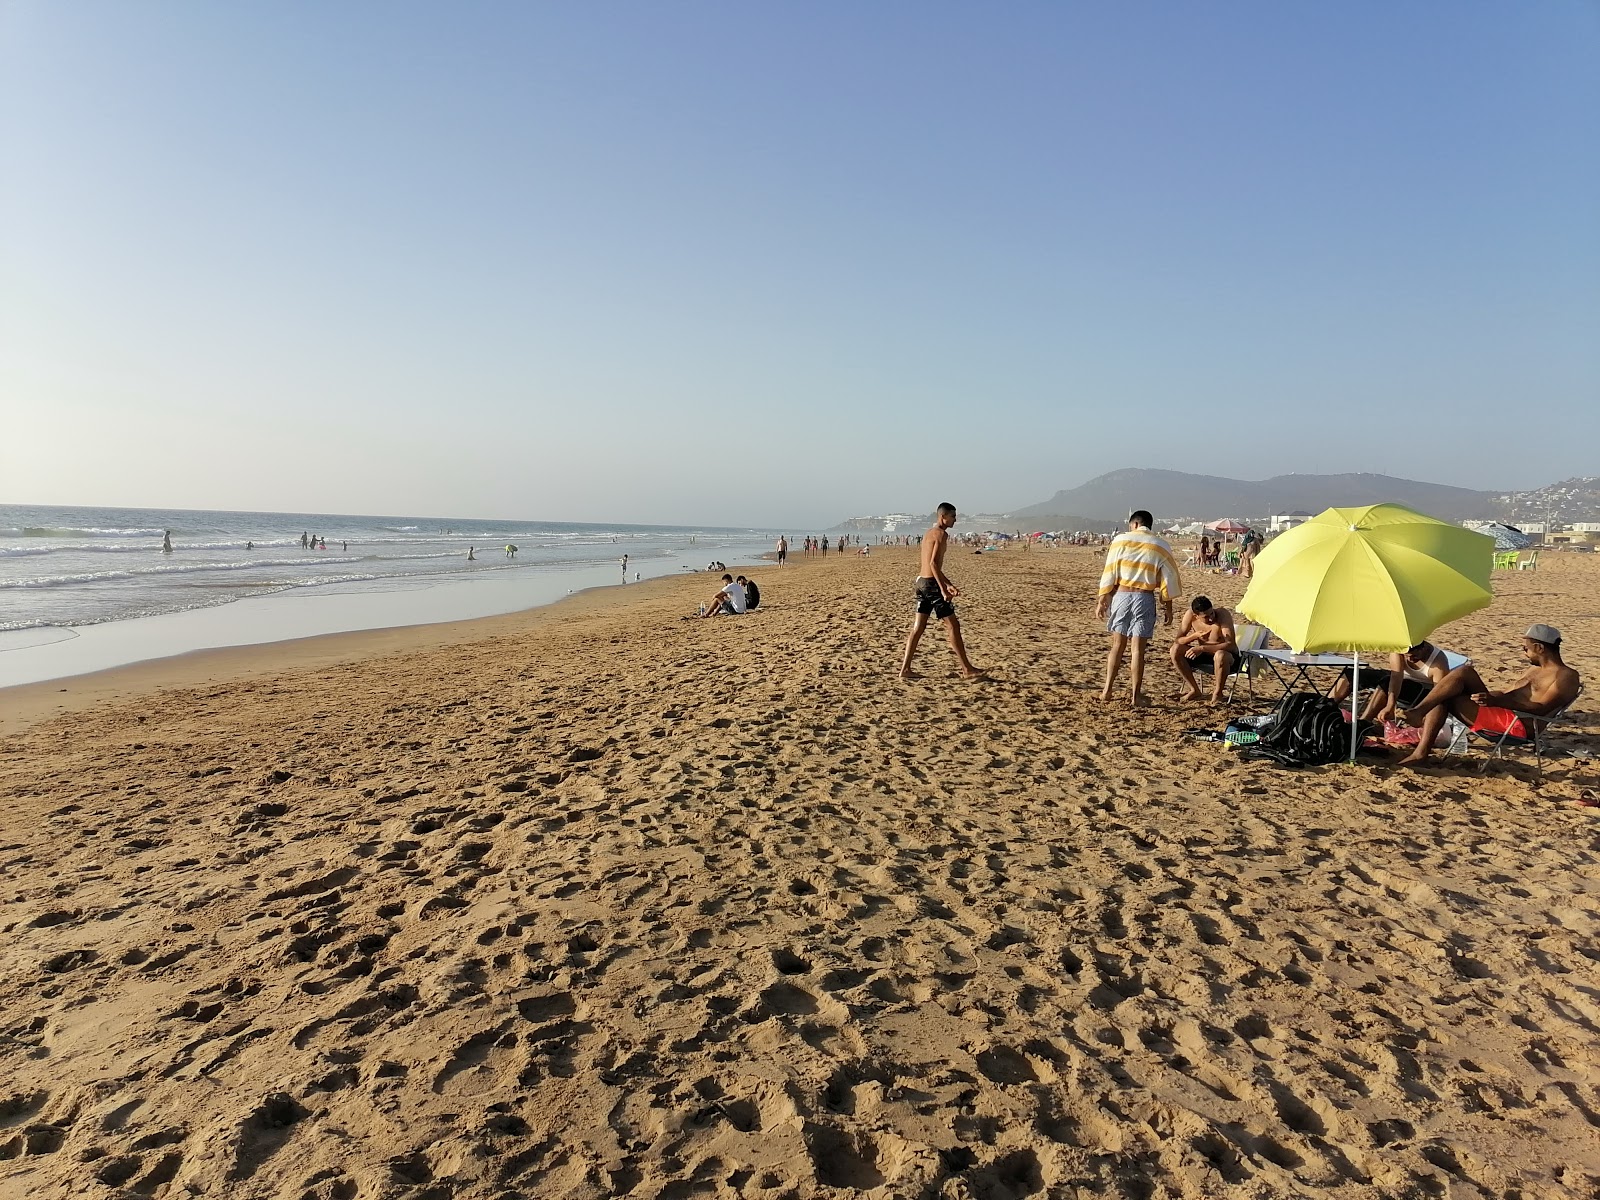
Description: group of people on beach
695,573,760,618
797,534,856,556
895,505,1580,769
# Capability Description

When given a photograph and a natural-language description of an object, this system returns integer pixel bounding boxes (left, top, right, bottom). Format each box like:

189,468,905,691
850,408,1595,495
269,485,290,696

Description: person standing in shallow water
161,530,172,553
899,503,985,681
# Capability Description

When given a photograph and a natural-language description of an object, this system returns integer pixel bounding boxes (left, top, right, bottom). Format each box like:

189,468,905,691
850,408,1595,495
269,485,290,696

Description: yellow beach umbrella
1239,503,1494,760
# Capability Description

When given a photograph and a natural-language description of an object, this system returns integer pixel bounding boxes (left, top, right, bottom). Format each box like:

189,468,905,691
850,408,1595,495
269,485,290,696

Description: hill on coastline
1009,469,1501,523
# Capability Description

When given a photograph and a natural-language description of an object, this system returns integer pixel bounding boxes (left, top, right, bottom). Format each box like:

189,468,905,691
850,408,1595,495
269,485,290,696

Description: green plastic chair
1493,550,1518,570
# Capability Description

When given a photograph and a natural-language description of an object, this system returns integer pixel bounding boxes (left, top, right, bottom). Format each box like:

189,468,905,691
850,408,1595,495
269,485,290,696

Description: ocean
0,503,780,641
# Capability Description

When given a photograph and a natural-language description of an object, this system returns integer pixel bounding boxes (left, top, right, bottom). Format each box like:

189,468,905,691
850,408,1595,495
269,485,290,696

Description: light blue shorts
1107,590,1157,639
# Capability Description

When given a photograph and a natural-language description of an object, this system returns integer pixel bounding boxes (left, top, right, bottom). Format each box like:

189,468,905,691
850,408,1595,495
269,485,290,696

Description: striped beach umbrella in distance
1238,504,1494,761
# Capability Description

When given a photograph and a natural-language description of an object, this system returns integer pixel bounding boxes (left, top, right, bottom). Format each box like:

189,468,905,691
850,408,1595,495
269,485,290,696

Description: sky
2,3,1596,528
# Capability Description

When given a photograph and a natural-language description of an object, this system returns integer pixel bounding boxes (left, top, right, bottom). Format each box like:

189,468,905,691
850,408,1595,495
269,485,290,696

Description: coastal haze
3,6,1599,1200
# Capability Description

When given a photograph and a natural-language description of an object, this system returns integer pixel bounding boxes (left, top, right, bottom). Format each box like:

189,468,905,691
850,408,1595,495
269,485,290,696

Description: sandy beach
2,546,1596,1199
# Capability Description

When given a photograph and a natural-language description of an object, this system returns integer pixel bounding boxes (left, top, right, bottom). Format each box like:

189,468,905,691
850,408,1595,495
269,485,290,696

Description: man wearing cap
1396,624,1580,767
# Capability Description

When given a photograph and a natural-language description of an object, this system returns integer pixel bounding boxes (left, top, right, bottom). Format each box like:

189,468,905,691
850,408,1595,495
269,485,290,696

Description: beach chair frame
1443,684,1583,781
1224,624,1270,703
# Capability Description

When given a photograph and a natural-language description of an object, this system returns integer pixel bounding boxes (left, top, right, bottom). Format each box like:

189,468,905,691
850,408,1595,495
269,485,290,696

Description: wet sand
2,547,1596,1199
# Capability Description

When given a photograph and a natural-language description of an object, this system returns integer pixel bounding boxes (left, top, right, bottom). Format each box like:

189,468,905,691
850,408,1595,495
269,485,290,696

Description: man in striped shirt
1096,509,1182,707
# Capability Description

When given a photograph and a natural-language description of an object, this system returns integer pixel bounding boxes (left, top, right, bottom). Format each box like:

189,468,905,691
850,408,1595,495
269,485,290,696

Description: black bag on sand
1241,693,1380,767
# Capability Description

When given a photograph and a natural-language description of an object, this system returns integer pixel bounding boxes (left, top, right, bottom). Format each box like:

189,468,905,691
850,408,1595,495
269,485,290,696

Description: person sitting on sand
1397,624,1580,767
1330,640,1460,725
1169,596,1237,704
898,502,984,680
737,575,761,611
699,574,748,617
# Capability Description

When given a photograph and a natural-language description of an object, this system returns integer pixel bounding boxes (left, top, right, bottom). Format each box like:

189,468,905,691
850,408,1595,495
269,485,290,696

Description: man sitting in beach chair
1397,624,1580,767
698,574,748,618
1330,640,1462,725
1169,595,1237,704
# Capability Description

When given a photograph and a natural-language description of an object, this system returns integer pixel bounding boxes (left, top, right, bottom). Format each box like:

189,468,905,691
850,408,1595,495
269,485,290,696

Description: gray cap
1525,623,1562,646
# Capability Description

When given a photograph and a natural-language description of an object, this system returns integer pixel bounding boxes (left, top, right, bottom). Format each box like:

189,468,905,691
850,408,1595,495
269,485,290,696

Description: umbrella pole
1350,653,1360,763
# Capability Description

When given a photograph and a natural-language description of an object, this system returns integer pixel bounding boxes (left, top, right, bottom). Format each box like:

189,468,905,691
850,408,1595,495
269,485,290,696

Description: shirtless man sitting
1330,640,1460,724
1169,596,1237,704
1398,624,1580,767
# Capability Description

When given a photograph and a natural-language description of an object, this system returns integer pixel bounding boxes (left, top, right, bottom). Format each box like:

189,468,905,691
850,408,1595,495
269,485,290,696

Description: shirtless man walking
1398,624,1580,766
899,502,984,680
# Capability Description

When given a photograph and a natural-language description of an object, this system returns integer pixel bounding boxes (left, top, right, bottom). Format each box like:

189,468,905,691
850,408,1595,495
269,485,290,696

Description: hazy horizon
4,4,1595,528
0,460,1580,533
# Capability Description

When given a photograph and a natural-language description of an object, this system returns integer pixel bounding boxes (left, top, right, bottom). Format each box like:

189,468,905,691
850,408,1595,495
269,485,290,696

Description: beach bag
1241,694,1375,767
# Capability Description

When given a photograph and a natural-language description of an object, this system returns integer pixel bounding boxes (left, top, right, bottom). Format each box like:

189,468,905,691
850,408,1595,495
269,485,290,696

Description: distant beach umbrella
1479,522,1532,551
1206,518,1249,534
1238,504,1494,761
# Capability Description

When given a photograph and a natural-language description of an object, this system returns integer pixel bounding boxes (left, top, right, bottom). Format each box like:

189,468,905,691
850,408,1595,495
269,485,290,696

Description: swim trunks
1471,705,1529,741
1186,649,1236,676
914,577,955,621
1107,590,1157,639
1339,667,1432,707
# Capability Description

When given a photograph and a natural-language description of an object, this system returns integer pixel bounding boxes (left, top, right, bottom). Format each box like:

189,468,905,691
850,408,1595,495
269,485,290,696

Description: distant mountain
1008,469,1502,523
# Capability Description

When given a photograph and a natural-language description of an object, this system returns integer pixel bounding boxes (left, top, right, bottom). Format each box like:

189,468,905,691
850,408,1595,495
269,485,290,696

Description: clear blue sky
3,3,1596,527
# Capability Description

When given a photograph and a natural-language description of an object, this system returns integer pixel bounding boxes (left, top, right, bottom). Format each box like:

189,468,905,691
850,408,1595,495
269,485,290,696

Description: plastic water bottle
698,604,705,616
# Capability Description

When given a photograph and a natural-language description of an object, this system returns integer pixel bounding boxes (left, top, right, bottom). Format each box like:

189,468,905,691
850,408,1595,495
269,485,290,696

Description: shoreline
0,557,786,736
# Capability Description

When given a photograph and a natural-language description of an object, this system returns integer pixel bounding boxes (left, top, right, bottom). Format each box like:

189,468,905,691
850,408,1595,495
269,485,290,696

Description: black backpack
1242,693,1376,767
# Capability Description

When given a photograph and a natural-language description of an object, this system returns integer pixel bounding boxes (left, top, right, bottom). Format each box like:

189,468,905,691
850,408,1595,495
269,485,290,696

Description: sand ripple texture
2,548,1598,1200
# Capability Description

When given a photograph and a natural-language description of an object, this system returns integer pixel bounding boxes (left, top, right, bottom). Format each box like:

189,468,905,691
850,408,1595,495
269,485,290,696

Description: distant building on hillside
1269,511,1313,533
1547,523,1600,548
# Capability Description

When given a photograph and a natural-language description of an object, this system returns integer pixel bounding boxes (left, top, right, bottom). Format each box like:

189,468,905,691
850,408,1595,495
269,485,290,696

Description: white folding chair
1225,624,1271,703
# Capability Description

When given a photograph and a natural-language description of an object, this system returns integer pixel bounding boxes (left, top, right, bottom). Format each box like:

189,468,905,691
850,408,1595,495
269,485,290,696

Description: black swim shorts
914,577,955,620
1187,649,1236,675
1340,667,1429,707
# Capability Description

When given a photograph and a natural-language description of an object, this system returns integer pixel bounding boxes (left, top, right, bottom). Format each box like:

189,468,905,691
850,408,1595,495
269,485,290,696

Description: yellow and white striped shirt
1098,529,1182,600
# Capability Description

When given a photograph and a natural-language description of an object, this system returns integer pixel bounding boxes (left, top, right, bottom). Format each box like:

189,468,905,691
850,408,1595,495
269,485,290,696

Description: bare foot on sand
963,668,989,680
1396,751,1432,768
1173,688,1201,702
898,670,921,681
1128,692,1149,709
1099,687,1115,703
